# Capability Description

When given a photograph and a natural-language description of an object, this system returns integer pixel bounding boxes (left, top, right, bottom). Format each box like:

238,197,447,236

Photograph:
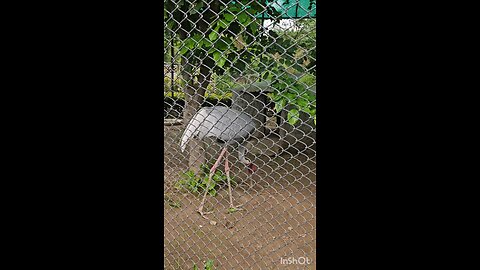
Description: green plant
255,28,317,125
175,164,235,197
164,73,186,94
206,73,241,97
228,207,239,214
268,73,316,126
165,196,182,208
230,16,315,126
163,91,233,101
171,1,267,76
193,259,214,270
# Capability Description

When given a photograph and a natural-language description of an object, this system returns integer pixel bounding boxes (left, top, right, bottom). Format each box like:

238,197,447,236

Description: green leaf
296,97,309,108
275,98,287,113
166,20,176,29
217,19,229,29
201,38,212,48
262,71,270,80
209,31,218,41
218,57,227,68
193,264,199,270
185,38,195,49
214,38,228,51
192,34,202,43
272,94,282,102
193,2,204,12
205,260,214,270
228,6,240,12
179,46,189,55
288,109,300,125
224,13,234,22
213,52,221,62
238,12,249,24
208,46,217,54
249,22,258,33
273,82,285,91
295,83,306,93
285,92,296,101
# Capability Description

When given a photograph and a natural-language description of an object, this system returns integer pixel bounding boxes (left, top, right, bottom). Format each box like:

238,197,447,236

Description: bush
206,73,240,96
165,71,240,97
164,75,185,93
175,164,232,197
298,73,316,87
163,91,232,102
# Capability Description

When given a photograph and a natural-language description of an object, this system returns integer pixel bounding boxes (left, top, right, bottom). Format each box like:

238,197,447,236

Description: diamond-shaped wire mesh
164,1,316,269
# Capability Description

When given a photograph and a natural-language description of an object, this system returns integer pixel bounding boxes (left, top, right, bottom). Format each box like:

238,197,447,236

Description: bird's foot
227,204,244,214
197,208,214,219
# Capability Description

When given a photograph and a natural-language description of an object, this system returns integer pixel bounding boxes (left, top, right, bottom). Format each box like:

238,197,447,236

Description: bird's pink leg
224,149,243,212
197,147,228,219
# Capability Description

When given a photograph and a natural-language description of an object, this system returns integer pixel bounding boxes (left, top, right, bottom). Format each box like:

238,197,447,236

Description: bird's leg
197,147,228,219
197,174,214,219
224,149,243,212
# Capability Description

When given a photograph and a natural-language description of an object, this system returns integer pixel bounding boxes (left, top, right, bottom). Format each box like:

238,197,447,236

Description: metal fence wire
164,1,316,269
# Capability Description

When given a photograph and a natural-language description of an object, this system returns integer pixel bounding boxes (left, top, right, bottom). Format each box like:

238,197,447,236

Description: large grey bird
180,106,258,218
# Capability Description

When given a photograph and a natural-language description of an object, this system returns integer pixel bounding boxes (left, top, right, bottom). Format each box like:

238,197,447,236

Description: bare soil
164,125,316,270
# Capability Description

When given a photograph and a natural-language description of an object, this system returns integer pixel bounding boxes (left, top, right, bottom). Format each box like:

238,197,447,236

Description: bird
180,106,258,218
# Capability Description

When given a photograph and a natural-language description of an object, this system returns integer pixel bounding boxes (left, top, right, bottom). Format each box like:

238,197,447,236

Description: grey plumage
180,106,256,154
181,105,257,218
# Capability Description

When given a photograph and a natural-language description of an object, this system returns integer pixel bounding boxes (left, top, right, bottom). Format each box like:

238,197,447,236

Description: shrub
175,164,236,197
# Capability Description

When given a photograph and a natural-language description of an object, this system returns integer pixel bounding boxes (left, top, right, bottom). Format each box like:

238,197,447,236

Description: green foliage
205,260,214,270
193,259,214,270
206,73,240,96
298,73,316,87
164,75,184,92
166,0,273,77
165,2,316,126
165,196,182,208
163,91,232,101
266,71,316,126
165,71,237,98
176,164,235,197
228,207,239,214
164,91,185,99
255,19,317,126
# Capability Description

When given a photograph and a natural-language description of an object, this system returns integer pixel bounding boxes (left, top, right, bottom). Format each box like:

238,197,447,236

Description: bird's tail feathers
180,124,194,152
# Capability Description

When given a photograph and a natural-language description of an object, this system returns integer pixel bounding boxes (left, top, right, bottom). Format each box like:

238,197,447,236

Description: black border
4,0,467,268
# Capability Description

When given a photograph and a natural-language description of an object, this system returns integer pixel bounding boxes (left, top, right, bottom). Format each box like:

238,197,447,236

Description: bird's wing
180,106,255,151
202,107,255,142
180,108,208,152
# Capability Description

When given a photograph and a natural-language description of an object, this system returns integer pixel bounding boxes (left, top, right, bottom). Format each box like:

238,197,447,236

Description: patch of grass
193,259,214,270
298,73,316,87
163,91,233,100
175,164,236,197
165,196,182,208
227,207,238,214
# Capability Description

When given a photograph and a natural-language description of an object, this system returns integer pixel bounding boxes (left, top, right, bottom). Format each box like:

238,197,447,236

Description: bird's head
246,162,258,174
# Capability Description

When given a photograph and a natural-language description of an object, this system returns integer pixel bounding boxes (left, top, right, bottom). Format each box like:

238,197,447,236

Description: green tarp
258,0,316,19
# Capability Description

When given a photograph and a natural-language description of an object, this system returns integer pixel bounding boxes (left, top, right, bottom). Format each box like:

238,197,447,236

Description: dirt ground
164,125,316,269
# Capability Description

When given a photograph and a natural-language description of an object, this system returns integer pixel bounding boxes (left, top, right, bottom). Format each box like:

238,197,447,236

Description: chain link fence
164,1,316,269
